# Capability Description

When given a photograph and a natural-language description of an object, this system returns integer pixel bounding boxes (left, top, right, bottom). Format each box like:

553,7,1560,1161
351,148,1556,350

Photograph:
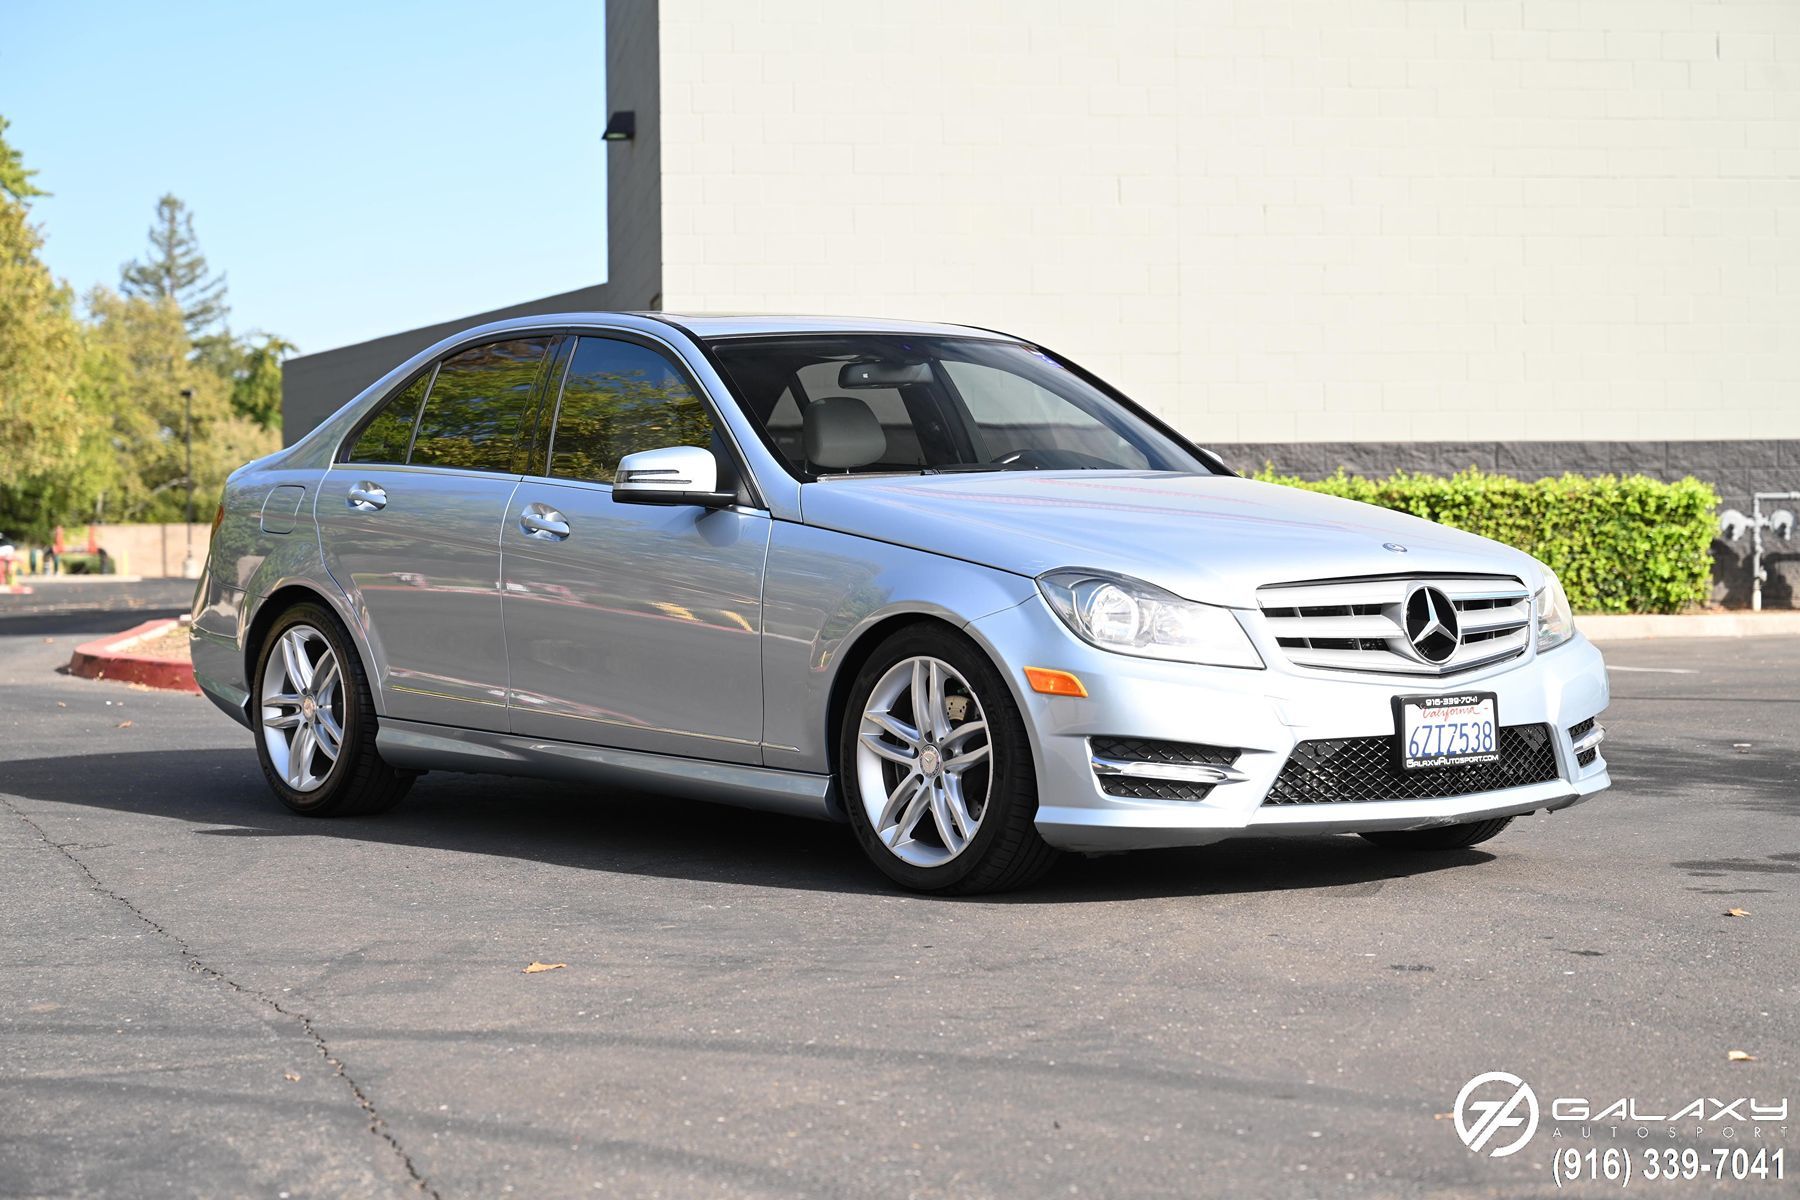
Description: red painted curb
68,618,200,694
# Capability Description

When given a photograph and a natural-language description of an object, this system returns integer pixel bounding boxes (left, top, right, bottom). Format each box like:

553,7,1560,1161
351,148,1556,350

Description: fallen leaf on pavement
523,961,567,974
1725,907,1750,918
1727,1050,1756,1063
284,1072,301,1082
56,701,66,708
116,720,133,728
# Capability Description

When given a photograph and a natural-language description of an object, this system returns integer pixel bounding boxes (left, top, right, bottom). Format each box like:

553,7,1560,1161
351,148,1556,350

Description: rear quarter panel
191,462,366,725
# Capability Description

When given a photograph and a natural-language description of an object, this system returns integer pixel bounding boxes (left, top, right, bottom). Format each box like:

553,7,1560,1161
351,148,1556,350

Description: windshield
705,335,1212,478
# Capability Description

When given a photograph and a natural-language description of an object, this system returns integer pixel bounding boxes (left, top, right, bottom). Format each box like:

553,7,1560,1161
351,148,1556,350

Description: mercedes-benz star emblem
1403,585,1461,664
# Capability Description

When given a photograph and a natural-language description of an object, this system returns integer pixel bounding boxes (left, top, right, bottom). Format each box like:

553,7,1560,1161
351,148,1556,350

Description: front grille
1258,574,1532,677
1090,737,1240,802
1568,717,1598,768
1264,723,1560,805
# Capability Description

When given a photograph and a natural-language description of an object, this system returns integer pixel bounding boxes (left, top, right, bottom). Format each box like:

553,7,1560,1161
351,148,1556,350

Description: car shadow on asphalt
0,748,1497,902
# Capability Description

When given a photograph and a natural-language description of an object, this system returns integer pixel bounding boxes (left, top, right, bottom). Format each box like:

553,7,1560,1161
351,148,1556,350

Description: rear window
347,370,431,464
408,338,550,473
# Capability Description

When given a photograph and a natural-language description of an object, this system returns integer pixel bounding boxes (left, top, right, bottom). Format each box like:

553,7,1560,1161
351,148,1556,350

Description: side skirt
375,719,841,822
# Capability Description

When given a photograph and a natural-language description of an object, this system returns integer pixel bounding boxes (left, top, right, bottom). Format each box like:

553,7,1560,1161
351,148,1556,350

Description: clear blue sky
3,1,606,354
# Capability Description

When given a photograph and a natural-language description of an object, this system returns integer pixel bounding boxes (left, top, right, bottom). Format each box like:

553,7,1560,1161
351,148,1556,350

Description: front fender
760,522,1036,773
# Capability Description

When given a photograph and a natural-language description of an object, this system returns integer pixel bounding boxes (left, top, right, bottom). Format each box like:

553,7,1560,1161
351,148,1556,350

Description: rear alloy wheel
840,627,1058,894
1359,816,1512,851
254,602,412,817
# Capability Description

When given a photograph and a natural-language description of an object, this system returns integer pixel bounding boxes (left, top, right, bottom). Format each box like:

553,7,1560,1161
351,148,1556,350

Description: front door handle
346,482,387,511
519,504,570,541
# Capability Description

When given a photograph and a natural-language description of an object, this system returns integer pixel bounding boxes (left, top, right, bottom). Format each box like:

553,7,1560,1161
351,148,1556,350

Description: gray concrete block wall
1210,439,1800,609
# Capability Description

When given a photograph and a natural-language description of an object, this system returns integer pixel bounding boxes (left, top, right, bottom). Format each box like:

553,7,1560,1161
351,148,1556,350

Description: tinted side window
347,371,431,463
409,337,550,472
548,337,715,484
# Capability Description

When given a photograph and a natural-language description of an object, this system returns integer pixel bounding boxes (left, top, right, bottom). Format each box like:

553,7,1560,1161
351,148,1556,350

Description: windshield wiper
918,463,1015,475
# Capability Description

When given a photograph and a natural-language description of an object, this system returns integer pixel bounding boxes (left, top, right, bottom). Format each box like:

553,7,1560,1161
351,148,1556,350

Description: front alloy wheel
839,626,1059,894
855,656,993,867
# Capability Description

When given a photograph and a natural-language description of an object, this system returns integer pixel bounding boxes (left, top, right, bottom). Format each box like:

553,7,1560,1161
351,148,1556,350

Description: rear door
500,333,770,762
318,336,552,729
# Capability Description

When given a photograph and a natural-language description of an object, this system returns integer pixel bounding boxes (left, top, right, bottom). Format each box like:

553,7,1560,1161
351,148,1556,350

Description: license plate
1396,692,1499,770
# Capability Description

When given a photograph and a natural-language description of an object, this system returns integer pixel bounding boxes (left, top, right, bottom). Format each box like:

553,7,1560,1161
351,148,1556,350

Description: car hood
799,471,1545,608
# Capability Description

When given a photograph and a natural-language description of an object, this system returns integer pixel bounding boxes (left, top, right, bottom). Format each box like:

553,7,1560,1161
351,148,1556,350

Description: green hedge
1251,466,1718,614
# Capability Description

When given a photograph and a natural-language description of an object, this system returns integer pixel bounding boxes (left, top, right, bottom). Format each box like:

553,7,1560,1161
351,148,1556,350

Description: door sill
376,719,839,822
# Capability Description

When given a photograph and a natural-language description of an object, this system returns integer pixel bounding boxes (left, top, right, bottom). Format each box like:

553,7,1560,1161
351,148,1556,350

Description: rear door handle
346,482,387,511
519,504,570,541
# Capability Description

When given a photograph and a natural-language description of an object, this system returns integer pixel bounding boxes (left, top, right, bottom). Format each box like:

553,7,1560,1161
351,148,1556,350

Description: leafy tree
120,194,229,340
78,288,276,523
228,332,294,430
0,117,89,542
0,115,46,203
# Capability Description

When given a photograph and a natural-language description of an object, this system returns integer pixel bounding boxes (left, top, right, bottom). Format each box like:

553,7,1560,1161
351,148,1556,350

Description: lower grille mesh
1569,717,1599,768
1265,724,1559,805
1100,778,1216,802
1089,737,1238,767
1090,738,1240,802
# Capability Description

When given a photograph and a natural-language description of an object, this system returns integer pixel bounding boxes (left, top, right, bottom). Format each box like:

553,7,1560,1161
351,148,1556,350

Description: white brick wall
656,0,1800,443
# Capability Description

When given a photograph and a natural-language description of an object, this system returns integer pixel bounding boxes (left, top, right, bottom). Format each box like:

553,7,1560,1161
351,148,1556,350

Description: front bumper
965,597,1612,853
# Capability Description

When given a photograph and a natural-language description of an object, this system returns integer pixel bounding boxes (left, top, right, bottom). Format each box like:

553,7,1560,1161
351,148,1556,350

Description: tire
1358,816,1512,851
252,601,413,817
837,625,1059,895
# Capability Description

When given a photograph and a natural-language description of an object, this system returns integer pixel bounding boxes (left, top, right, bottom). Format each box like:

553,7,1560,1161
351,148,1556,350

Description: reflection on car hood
799,471,1544,608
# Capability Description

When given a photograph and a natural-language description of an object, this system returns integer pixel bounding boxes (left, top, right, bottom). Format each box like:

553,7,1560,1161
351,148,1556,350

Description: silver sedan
193,313,1610,893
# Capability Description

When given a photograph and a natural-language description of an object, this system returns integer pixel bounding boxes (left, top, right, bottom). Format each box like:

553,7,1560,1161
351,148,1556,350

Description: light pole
180,386,198,579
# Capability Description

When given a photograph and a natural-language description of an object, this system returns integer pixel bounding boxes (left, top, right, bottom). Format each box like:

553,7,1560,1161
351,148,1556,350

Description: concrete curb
1582,612,1800,640
67,618,200,693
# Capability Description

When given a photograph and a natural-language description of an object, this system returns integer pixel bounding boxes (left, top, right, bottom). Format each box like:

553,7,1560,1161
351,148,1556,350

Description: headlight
1535,570,1575,651
1037,569,1264,669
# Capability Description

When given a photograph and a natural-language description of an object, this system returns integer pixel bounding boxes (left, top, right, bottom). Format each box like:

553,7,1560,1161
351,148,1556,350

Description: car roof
640,312,1017,341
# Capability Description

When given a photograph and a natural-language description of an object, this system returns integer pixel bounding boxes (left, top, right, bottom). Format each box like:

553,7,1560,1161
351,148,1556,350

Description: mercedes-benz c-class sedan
193,313,1610,893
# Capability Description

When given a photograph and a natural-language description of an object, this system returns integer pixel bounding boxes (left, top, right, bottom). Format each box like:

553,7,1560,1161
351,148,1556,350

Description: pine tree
120,194,229,340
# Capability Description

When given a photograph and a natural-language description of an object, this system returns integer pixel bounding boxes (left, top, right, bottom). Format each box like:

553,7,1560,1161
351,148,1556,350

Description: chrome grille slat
1457,601,1532,635
1262,613,1405,640
1258,574,1532,677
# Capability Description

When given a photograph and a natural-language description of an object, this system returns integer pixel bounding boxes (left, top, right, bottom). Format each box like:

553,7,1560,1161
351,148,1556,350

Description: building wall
279,0,663,442
658,0,1800,448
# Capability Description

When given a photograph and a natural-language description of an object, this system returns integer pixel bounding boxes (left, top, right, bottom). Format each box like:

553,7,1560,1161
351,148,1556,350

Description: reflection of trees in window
550,339,715,483
410,338,549,472
348,371,431,463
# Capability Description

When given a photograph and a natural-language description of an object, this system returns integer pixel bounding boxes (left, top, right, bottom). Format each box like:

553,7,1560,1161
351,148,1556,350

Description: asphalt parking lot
2,582,1794,1199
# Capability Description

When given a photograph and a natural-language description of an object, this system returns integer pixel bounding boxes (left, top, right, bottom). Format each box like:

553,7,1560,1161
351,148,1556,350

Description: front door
500,334,769,763
318,336,551,729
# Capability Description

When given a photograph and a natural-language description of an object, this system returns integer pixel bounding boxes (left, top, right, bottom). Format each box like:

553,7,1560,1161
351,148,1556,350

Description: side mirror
613,445,736,508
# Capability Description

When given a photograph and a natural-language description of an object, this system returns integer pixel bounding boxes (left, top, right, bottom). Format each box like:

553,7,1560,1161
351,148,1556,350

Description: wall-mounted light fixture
603,111,636,142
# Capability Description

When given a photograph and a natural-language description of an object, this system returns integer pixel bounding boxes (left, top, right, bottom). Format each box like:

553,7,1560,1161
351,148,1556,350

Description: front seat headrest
803,396,887,470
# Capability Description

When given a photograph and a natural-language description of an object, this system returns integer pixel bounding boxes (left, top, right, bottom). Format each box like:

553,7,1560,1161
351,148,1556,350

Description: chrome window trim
331,318,778,513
